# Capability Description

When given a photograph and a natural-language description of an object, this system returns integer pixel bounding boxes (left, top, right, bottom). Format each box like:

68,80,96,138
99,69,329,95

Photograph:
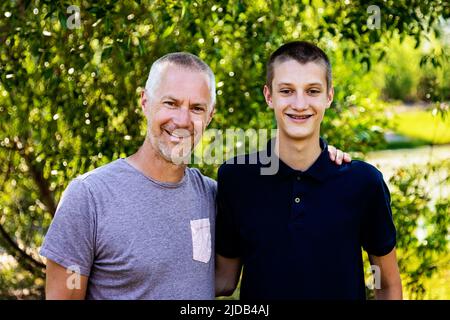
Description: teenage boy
215,41,402,300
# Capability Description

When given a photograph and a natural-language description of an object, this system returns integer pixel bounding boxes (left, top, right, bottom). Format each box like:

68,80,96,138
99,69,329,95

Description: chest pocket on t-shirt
190,218,211,263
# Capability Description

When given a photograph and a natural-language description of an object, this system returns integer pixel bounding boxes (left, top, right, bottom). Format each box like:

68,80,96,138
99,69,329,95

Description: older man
41,53,217,299
41,52,348,299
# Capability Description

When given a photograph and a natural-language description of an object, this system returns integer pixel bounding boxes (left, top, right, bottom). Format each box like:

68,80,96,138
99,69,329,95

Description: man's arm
45,259,88,300
215,254,242,297
369,248,402,300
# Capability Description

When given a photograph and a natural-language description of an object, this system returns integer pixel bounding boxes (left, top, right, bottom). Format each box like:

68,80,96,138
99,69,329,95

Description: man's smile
163,128,193,142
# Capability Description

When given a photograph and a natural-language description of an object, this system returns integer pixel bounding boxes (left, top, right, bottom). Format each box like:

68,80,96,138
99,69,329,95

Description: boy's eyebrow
305,82,324,87
276,82,324,87
276,82,294,87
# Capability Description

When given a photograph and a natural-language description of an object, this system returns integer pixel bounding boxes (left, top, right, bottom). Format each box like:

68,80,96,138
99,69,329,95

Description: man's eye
279,89,293,94
164,101,176,107
308,89,321,95
192,107,206,113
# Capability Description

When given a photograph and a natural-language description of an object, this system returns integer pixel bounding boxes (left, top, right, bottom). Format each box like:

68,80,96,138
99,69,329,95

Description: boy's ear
263,85,274,109
326,86,334,109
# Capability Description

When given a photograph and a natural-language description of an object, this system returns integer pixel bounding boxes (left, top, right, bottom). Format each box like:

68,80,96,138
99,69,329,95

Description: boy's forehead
272,59,327,85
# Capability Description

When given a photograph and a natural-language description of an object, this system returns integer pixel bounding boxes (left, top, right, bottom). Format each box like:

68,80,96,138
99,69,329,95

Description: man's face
142,64,214,164
264,59,333,141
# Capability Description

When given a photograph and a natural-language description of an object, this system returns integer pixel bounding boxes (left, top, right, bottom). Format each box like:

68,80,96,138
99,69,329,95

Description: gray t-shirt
40,158,217,300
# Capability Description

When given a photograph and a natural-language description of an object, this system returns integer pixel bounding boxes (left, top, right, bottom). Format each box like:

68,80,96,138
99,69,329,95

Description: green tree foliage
0,0,449,298
382,34,450,102
389,162,450,299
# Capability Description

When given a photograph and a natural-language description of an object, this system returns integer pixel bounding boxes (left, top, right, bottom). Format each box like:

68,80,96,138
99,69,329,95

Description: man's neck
275,132,322,172
126,139,186,183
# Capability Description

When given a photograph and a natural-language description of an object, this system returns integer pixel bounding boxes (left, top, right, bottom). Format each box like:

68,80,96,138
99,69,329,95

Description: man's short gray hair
145,52,216,108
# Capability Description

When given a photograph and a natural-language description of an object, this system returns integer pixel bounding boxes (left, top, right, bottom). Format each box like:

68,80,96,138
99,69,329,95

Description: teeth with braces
287,114,312,119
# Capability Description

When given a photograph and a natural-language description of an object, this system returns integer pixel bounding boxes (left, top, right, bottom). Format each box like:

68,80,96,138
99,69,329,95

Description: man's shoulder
77,158,126,182
66,159,129,195
187,167,217,193
339,159,384,185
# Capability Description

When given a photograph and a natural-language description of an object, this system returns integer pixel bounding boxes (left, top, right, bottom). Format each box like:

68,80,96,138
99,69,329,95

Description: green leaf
161,24,176,39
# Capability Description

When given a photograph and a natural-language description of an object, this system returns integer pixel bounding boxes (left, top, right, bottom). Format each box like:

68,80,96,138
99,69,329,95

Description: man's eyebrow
160,96,208,108
160,95,180,102
190,102,208,108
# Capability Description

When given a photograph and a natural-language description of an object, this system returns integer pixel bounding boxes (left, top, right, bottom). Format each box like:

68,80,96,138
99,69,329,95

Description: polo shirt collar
261,137,337,182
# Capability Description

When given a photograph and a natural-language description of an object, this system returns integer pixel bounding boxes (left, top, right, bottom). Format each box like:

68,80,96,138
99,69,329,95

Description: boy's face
264,59,333,142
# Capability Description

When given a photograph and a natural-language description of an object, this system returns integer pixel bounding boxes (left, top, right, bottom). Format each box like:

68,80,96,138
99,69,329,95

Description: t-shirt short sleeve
39,178,96,276
215,164,241,258
361,170,397,257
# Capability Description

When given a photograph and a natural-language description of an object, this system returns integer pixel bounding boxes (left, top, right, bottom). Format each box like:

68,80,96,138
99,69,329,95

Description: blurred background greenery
0,0,449,299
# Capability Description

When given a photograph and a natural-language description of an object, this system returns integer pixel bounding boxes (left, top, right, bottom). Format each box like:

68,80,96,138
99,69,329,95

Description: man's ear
206,106,215,127
326,86,334,109
263,85,273,109
141,90,148,114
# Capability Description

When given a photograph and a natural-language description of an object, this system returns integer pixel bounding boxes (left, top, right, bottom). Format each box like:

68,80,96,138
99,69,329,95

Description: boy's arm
215,254,242,297
369,248,403,300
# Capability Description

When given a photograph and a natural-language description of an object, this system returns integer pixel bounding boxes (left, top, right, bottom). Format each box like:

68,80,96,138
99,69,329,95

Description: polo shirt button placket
291,173,304,220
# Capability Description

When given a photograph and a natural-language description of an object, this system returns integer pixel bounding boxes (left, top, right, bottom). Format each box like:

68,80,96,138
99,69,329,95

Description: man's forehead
159,63,208,81
157,66,210,92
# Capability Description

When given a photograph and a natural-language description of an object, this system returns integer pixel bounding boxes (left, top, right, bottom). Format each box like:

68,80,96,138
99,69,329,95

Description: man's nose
173,107,192,128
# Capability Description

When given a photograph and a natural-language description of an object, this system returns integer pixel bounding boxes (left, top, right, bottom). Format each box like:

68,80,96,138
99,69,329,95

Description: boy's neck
275,132,322,172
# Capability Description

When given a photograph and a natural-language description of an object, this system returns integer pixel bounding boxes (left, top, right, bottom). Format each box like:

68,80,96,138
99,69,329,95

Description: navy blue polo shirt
215,138,396,300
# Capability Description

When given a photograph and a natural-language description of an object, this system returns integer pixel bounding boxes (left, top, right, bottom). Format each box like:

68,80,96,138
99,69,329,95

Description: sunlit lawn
393,109,450,145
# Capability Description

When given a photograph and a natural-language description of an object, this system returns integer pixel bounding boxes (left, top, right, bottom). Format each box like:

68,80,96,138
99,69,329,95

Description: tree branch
21,150,57,217
4,140,57,217
0,144,46,277
0,222,46,273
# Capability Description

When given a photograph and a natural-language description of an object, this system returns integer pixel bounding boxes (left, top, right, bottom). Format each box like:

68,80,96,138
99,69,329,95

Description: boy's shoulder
336,159,385,186
218,152,262,178
218,153,386,187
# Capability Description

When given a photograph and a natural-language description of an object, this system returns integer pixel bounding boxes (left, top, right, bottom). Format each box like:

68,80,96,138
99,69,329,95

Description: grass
392,110,450,145
385,138,430,150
